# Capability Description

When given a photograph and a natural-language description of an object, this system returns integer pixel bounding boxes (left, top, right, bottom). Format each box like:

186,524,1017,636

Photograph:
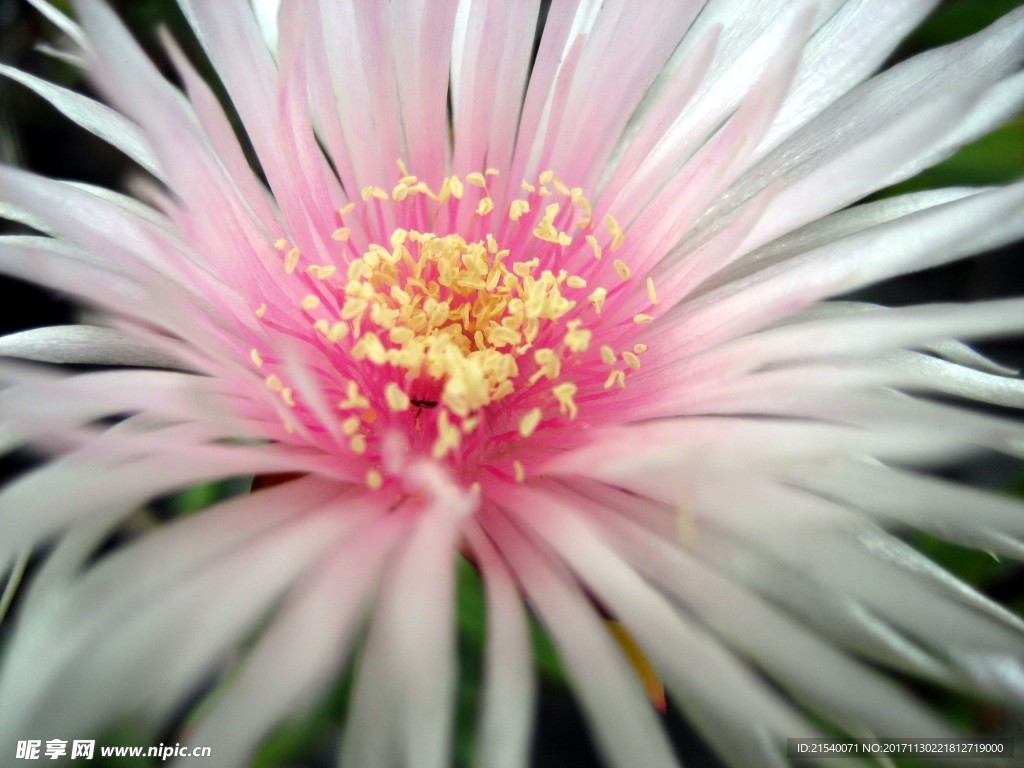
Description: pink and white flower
2,1,1024,766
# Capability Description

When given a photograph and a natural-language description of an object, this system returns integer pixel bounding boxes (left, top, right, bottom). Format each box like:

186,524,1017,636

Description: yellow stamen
366,468,383,490
646,277,658,305
290,168,650,449
449,175,464,199
432,409,461,459
633,313,654,324
339,224,587,418
338,381,370,410
553,382,578,419
509,199,530,221
604,213,625,250
307,265,337,280
564,320,591,353
604,370,626,389
327,322,349,342
250,348,264,368
513,459,526,483
384,382,411,412
519,407,542,437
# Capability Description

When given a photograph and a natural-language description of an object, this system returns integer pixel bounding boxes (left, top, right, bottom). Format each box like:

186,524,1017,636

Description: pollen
384,382,411,412
339,209,593,424
509,200,530,221
564,321,591,353
268,166,651,475
308,264,337,280
604,369,626,389
519,408,542,437
553,382,579,419
432,409,462,459
604,213,626,250
338,381,370,411
327,322,349,342
250,348,264,368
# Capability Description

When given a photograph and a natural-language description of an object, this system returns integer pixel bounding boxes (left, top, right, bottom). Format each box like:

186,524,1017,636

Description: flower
1,0,1024,765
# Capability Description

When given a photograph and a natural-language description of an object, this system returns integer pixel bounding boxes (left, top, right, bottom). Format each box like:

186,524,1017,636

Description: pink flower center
252,167,657,490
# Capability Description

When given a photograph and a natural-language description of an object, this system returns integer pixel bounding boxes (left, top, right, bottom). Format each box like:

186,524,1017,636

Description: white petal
341,507,459,768
483,505,682,768
466,525,535,768
0,326,183,368
182,508,402,766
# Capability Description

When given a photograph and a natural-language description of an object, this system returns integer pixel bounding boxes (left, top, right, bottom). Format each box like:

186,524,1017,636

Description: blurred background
1,1,1023,765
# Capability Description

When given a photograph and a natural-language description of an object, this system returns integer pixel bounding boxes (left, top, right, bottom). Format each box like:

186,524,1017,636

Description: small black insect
410,398,439,409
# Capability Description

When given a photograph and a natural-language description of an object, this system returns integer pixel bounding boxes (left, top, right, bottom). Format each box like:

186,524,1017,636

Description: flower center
251,166,657,491
344,227,588,416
